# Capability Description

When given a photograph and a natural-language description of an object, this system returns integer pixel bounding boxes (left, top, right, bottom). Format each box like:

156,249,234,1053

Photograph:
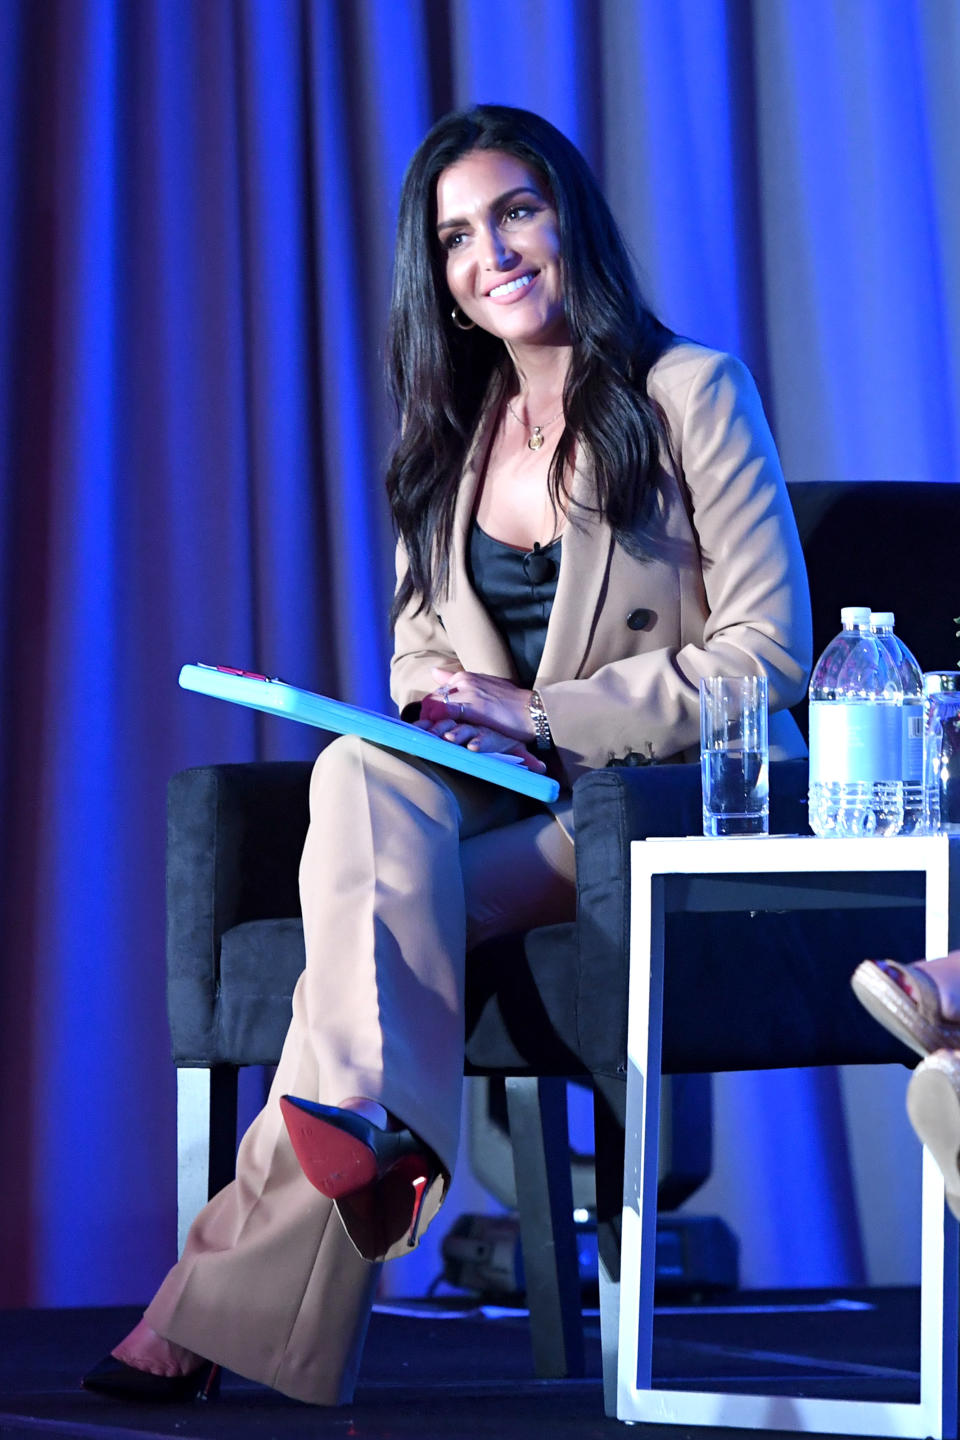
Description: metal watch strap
528,689,552,751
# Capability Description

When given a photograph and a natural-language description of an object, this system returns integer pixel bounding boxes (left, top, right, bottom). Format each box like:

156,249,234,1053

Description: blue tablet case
179,664,561,804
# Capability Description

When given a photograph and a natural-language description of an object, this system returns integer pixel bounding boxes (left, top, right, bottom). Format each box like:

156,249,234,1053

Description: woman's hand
417,720,547,774
421,668,536,745
414,712,546,774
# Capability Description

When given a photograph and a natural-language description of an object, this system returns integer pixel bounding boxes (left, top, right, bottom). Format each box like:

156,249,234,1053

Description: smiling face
435,149,569,350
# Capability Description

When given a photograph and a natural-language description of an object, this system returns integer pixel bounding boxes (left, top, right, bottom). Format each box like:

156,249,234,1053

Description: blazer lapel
535,453,615,686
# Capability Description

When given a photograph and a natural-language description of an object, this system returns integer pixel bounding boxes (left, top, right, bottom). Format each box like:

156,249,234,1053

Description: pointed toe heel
280,1095,439,1247
81,1354,220,1403
280,1095,431,1194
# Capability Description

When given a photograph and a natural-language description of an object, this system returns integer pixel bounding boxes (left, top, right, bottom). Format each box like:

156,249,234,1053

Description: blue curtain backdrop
1,0,958,1308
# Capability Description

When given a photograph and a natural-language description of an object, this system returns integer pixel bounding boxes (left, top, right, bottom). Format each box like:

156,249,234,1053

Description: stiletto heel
406,1174,430,1250
81,1355,220,1403
280,1095,439,1246
198,1363,221,1401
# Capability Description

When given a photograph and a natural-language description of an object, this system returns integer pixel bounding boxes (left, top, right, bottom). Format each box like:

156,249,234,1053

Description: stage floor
0,1287,922,1439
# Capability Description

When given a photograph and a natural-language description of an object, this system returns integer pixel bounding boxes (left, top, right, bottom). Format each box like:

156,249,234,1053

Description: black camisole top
467,520,562,690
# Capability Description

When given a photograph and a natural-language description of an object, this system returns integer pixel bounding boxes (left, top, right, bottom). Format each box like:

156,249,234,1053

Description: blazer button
626,608,652,631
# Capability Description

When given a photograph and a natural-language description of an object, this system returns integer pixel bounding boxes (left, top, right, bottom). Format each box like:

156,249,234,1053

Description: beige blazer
390,341,812,830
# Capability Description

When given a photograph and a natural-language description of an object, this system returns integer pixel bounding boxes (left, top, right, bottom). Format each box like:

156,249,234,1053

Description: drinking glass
923,672,960,834
699,675,769,837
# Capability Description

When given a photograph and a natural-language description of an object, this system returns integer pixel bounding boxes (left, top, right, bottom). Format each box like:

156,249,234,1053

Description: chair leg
593,1073,626,1415
176,1065,239,1255
505,1075,585,1379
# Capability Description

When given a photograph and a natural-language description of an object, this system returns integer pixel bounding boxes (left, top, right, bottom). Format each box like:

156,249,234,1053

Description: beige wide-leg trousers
145,736,576,1404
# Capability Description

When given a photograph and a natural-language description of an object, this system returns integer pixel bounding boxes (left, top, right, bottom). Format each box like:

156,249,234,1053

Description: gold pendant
528,428,544,451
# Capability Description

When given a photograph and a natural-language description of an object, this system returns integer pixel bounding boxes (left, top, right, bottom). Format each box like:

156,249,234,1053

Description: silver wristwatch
528,689,552,751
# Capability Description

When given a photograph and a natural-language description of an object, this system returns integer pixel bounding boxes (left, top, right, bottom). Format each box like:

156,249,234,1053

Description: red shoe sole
280,1098,380,1198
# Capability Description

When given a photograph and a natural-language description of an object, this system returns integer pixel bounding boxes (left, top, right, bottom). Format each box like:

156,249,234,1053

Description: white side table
618,834,960,1438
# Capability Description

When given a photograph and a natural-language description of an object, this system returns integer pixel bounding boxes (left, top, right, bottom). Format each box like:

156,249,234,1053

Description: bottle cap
840,606,871,628
870,611,894,627
924,672,960,695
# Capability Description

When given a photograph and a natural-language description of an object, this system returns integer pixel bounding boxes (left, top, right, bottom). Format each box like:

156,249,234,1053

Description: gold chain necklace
506,397,565,451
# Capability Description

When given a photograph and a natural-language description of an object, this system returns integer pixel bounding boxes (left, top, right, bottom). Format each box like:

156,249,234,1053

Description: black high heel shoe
81,1354,220,1403
280,1095,436,1248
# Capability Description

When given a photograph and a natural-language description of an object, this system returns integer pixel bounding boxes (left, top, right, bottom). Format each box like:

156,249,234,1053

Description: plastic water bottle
870,612,923,834
808,605,904,836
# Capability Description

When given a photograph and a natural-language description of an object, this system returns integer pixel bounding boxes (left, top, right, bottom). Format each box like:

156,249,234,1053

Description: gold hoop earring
450,305,476,331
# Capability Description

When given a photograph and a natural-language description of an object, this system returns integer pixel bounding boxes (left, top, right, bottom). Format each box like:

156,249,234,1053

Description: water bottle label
809,702,902,783
903,702,923,782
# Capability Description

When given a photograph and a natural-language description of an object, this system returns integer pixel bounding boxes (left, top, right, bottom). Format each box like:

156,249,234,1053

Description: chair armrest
166,761,314,1059
570,760,811,1074
573,758,809,966
572,759,919,1072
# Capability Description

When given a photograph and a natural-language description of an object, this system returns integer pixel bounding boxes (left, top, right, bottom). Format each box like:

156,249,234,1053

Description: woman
83,104,811,1406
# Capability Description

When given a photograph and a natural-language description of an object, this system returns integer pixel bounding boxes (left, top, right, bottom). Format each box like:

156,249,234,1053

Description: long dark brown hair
386,104,674,623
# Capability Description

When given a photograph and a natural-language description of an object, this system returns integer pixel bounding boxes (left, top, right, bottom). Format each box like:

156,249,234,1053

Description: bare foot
339,1096,392,1130
911,951,960,1022
111,1317,204,1378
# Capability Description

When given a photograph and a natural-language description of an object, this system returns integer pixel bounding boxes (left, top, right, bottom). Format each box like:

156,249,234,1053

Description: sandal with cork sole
850,958,960,1059
906,1050,960,1220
